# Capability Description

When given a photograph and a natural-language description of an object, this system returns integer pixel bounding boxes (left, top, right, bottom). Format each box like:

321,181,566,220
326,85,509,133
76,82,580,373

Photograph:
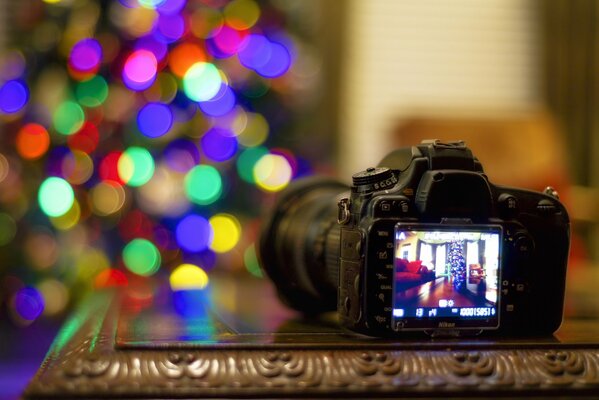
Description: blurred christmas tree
0,0,333,327
448,240,466,292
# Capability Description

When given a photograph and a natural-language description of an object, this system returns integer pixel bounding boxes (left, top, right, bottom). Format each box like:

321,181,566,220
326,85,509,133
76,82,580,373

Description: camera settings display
391,224,502,331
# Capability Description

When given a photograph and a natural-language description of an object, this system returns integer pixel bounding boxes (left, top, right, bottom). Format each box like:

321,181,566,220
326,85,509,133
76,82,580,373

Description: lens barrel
258,177,348,314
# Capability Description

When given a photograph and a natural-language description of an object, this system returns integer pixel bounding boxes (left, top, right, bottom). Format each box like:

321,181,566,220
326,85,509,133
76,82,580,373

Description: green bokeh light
76,75,109,108
236,146,268,183
182,62,222,102
53,101,85,135
184,165,222,205
244,244,263,278
118,147,155,187
38,177,75,217
0,213,17,246
122,239,161,276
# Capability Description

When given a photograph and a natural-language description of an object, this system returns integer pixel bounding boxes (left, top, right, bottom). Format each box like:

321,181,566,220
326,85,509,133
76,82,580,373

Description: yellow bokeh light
209,214,241,253
170,263,209,291
49,199,81,231
237,112,268,147
90,181,126,216
224,0,260,30
253,154,292,192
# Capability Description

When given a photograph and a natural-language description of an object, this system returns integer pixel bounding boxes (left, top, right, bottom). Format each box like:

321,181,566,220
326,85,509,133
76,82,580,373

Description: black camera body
259,140,570,337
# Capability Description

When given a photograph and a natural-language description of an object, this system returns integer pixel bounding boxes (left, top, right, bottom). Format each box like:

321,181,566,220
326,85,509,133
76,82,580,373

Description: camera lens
258,177,348,314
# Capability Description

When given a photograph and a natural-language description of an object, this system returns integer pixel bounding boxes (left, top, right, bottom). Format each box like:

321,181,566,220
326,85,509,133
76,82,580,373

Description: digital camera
259,140,570,337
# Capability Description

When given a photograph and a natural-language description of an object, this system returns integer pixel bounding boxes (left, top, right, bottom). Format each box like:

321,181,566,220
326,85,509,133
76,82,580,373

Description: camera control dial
352,167,397,193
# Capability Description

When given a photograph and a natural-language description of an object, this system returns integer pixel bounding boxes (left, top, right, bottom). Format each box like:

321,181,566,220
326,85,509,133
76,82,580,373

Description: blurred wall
338,0,542,176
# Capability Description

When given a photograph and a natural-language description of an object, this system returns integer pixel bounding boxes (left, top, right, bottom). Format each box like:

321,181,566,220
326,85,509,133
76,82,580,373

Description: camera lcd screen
392,224,501,331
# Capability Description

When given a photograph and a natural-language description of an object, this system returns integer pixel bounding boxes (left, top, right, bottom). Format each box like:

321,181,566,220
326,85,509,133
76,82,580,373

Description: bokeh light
237,112,269,147
170,263,209,291
15,123,50,160
49,199,81,230
244,244,263,278
38,279,69,316
156,14,186,43
189,7,223,39
99,151,125,184
253,153,293,192
0,80,29,114
182,62,222,102
38,177,75,217
254,42,291,78
68,38,102,75
184,165,222,205
122,49,158,91
168,42,206,78
62,151,94,185
2,0,300,330
53,101,85,135
224,0,260,30
75,75,109,107
163,138,200,172
12,287,44,321
118,147,155,187
236,146,268,183
94,268,129,288
137,102,173,138
201,127,238,162
90,181,126,216
175,214,212,252
199,84,236,117
211,26,247,57
0,213,17,246
67,122,99,154
209,213,241,253
238,34,272,70
122,238,161,276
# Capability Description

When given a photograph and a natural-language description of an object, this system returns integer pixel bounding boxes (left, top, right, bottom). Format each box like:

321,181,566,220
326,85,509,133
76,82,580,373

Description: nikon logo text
438,322,455,328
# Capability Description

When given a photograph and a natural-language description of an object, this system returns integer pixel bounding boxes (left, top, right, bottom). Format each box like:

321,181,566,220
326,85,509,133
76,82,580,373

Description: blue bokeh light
175,214,213,253
13,287,44,321
137,102,173,138
254,42,291,78
238,34,272,70
0,80,29,114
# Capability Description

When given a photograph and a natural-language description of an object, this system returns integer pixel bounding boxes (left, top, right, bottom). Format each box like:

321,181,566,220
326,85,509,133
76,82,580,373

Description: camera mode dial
352,167,397,193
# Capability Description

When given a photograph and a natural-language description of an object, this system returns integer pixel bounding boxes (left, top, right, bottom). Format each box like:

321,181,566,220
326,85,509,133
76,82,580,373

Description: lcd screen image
392,226,501,330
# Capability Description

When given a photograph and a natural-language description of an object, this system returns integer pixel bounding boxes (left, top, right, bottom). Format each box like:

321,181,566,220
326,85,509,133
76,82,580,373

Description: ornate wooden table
24,267,599,398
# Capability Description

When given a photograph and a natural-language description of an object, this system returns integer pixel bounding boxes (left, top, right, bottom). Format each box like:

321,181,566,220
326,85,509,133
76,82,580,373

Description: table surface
23,266,599,399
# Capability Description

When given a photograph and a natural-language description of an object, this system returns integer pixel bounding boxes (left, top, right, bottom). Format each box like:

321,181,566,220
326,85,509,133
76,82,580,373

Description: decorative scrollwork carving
23,291,599,398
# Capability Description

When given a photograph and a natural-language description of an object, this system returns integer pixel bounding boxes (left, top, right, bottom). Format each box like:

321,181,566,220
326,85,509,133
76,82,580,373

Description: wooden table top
24,266,599,399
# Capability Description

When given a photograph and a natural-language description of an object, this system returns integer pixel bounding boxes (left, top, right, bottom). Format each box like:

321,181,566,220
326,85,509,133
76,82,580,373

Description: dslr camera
259,140,570,337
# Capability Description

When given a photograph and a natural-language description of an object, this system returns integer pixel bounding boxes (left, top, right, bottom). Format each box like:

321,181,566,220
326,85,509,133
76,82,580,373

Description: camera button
513,232,535,259
498,193,518,218
537,199,558,215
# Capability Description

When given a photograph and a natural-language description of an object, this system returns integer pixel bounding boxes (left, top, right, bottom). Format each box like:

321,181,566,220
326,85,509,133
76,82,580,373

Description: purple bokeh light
198,85,236,117
68,38,102,73
164,138,200,172
201,128,238,162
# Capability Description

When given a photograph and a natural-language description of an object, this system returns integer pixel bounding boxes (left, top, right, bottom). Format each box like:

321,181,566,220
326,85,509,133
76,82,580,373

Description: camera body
337,140,569,336
259,140,570,337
